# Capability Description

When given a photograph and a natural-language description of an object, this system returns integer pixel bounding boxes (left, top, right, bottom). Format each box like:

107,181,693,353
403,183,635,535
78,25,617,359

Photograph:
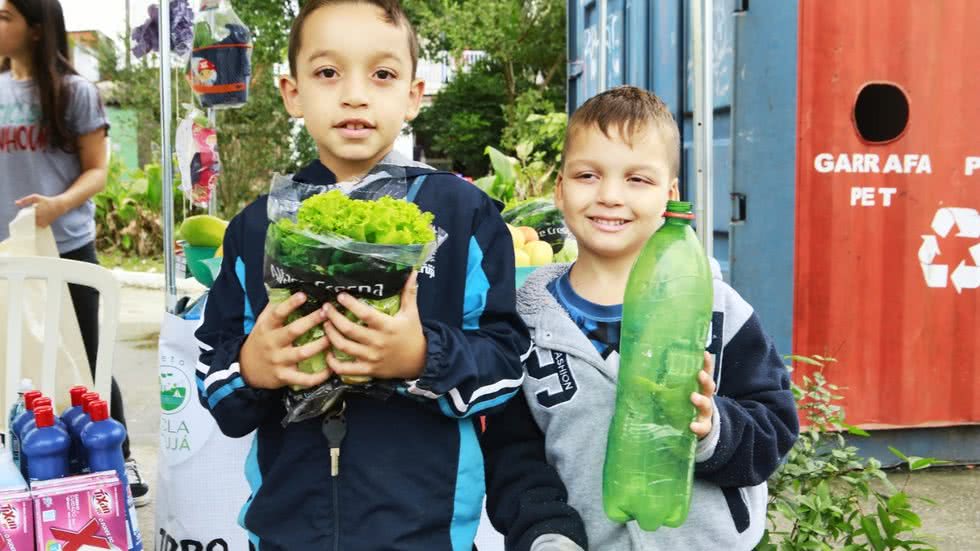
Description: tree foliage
407,0,565,101
411,61,509,175
406,0,567,176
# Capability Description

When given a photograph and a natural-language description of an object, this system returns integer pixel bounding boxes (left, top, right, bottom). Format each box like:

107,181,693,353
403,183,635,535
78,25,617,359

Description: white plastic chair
0,256,118,423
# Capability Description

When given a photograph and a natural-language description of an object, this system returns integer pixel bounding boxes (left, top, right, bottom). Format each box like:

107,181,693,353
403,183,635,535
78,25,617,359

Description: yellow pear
508,225,525,248
514,248,532,267
518,226,539,243
525,241,554,266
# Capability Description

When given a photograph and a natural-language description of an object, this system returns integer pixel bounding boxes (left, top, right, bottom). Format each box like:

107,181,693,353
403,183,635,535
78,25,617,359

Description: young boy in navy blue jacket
194,2,542,549
482,86,799,550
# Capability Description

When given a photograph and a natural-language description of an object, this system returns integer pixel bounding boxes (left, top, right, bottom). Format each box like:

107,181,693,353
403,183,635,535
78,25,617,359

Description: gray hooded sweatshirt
511,263,798,550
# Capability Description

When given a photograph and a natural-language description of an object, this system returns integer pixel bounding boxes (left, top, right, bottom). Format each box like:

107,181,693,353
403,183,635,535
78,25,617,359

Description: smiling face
279,2,424,182
556,123,679,266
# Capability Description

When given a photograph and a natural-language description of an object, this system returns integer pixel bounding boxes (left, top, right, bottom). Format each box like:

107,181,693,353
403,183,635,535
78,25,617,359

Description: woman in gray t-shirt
0,0,149,504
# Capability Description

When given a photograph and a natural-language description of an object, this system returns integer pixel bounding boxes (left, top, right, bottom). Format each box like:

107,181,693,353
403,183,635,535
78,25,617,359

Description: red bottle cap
33,406,55,428
82,392,100,414
24,391,43,411
69,386,89,407
88,401,109,423
33,397,52,411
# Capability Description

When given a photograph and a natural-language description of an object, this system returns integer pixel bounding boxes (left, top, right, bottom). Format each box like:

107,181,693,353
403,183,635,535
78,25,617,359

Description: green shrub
502,88,566,167
759,356,942,551
95,157,184,257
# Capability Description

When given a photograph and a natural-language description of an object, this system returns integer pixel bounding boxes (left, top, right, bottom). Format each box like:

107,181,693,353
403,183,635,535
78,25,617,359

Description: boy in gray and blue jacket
482,86,799,550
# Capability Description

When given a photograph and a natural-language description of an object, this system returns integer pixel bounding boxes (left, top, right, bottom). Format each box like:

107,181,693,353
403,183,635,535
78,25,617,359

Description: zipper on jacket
322,405,347,551
333,480,341,551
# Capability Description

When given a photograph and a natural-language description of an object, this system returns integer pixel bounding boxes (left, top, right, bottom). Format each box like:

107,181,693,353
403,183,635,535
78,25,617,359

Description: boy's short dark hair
287,0,420,77
564,85,681,178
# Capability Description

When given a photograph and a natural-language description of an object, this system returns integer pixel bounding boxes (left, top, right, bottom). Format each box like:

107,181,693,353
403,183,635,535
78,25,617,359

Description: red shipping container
795,0,980,428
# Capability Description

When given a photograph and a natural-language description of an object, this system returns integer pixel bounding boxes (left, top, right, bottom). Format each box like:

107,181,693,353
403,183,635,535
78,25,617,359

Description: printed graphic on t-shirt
582,319,621,359
526,347,578,408
0,101,45,152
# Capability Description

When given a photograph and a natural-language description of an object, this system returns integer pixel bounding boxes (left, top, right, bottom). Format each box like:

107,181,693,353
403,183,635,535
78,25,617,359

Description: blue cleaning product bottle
69,391,101,473
11,390,43,465
60,386,89,426
21,398,66,432
61,386,89,474
19,397,68,478
22,406,70,482
12,391,44,474
7,380,33,466
81,400,143,551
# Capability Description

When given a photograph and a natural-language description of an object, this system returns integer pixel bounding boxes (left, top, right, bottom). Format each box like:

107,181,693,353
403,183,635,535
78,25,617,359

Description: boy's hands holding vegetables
240,291,335,389
322,272,428,380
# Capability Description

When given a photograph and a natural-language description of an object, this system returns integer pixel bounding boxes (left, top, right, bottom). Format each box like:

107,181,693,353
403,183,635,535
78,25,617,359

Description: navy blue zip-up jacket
194,160,530,550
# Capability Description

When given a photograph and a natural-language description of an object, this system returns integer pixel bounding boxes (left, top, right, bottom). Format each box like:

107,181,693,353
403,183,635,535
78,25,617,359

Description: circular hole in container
853,83,909,144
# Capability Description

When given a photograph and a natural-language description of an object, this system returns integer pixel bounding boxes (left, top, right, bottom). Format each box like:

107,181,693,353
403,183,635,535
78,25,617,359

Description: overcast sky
62,0,157,41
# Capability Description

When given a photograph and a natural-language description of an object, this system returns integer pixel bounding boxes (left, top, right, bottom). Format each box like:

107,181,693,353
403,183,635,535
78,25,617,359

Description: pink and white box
0,490,34,551
31,471,128,551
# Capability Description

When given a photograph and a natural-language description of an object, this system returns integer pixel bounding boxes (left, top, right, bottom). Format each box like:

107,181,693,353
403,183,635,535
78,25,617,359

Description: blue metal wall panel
567,0,735,273
682,113,731,275
682,0,735,276
648,1,684,115
729,0,798,354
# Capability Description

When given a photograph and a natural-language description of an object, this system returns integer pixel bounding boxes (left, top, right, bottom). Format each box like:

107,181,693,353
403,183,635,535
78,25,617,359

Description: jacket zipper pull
322,403,347,477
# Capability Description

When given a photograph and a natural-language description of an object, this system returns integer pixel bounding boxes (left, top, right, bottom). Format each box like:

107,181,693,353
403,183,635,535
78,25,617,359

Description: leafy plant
293,190,435,245
268,191,435,375
474,145,558,206
758,356,943,551
94,157,184,257
502,88,567,167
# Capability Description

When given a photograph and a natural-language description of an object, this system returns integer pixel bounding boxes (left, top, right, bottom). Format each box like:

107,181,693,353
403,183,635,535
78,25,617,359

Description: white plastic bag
156,310,254,550
0,207,93,415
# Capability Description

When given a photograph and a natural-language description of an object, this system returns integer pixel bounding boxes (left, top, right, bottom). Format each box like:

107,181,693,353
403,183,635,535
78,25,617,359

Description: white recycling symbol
918,207,980,293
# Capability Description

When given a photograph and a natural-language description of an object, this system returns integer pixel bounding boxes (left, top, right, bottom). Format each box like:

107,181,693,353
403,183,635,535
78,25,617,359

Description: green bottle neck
664,216,691,227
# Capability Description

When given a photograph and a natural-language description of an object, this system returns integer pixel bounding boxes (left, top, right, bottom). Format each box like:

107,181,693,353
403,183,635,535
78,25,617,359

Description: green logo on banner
160,367,191,414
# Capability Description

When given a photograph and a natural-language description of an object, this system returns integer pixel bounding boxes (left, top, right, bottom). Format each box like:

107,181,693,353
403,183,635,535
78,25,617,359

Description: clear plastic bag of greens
263,171,439,425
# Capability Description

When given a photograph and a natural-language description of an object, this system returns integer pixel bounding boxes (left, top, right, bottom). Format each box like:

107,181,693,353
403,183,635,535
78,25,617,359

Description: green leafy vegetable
294,190,435,245
266,191,436,387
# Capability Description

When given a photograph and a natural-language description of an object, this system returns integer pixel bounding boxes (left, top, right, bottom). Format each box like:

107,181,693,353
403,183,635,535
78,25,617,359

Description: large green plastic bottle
603,200,714,531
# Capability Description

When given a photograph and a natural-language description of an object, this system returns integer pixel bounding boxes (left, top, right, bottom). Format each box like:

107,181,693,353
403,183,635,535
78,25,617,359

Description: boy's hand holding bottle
691,352,717,439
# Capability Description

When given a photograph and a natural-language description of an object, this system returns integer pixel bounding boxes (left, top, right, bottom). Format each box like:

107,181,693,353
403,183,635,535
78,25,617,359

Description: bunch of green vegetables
266,191,435,382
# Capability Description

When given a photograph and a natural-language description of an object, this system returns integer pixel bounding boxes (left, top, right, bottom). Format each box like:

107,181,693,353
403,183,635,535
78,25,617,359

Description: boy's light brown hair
563,85,681,178
287,0,420,77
